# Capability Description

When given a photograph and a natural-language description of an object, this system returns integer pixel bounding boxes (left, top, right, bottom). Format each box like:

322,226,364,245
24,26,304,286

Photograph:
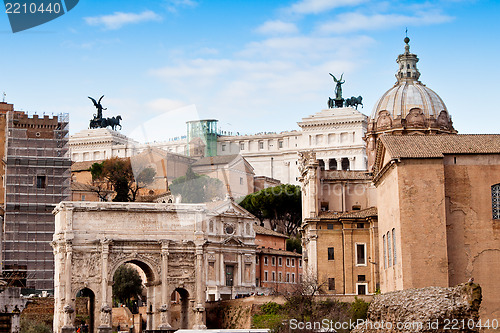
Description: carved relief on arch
376,110,392,130
72,251,101,280
406,108,425,127
437,110,450,128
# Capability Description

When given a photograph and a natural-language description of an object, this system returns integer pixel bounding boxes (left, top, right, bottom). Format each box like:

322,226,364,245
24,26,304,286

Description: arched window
492,184,500,219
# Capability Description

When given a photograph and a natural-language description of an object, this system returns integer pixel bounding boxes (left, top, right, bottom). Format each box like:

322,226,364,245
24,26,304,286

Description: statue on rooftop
329,73,345,100
88,95,106,120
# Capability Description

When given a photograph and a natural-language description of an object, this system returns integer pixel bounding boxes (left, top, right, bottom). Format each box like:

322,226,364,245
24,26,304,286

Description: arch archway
171,288,190,329
76,288,95,333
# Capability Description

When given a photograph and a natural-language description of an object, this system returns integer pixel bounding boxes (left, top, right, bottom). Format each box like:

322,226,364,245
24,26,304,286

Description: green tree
89,157,155,202
112,265,143,306
169,166,225,203
239,184,302,236
286,236,302,254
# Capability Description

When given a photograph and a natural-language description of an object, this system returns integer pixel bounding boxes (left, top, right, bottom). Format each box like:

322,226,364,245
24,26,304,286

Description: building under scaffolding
0,102,71,290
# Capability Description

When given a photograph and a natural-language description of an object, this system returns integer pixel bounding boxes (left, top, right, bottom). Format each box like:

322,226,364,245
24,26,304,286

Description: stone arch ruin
51,201,257,333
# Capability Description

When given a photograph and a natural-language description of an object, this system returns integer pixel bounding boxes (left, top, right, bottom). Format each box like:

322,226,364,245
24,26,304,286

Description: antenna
405,27,408,38
2,92,5,103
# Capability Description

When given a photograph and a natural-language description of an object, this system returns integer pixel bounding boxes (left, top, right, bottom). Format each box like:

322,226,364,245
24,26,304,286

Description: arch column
98,239,112,333
158,240,172,329
193,242,207,329
61,240,75,333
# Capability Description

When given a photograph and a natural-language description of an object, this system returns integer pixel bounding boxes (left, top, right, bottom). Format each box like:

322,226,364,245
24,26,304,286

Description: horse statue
106,115,122,131
345,96,363,109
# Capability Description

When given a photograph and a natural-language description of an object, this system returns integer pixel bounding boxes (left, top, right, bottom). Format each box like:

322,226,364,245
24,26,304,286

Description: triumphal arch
51,200,257,333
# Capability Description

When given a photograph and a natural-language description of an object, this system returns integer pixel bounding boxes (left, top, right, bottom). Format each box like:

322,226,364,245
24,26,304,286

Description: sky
0,0,498,143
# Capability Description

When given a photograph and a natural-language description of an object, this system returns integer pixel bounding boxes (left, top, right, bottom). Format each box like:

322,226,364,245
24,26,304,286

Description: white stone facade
69,107,368,185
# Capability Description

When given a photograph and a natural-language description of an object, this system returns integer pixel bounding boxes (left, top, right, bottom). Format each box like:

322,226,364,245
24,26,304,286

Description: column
159,240,172,329
349,157,355,170
193,243,207,329
324,159,330,171
62,241,75,332
336,158,342,170
98,239,112,333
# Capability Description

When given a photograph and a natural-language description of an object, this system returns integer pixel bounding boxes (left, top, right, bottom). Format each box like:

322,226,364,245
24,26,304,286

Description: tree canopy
89,157,155,202
169,166,225,203
239,184,302,236
112,265,143,306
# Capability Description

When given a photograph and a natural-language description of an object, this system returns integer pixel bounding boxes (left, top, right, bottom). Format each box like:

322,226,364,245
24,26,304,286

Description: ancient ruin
51,200,257,332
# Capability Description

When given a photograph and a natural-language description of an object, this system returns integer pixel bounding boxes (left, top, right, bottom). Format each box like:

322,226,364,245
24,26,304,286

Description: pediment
209,200,257,220
223,236,243,246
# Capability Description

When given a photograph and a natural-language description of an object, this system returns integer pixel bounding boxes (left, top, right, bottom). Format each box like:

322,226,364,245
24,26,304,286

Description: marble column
98,239,112,333
159,240,172,329
193,243,207,329
324,159,330,170
336,158,342,170
61,241,75,332
349,157,355,170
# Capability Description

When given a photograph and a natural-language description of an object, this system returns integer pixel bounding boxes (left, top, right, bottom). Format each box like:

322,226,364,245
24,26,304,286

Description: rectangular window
392,228,397,266
240,177,243,185
383,235,387,269
286,273,290,282
259,142,264,149
328,278,335,290
357,223,365,229
272,256,276,266
328,247,335,260
279,141,283,148
299,259,302,268
36,175,46,188
221,144,226,151
264,256,268,266
357,284,367,295
387,232,392,267
278,272,282,282
240,143,244,150
278,257,282,266
327,223,333,230
286,258,290,267
272,271,276,282
356,243,366,266
358,275,366,282
291,273,295,283
291,258,295,267
81,194,86,201
492,184,500,219
264,271,268,282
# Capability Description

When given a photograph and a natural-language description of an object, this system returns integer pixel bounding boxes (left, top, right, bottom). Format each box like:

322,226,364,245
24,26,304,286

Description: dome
370,81,449,121
368,37,454,133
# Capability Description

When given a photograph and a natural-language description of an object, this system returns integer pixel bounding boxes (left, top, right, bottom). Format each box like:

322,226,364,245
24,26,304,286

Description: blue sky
0,0,498,142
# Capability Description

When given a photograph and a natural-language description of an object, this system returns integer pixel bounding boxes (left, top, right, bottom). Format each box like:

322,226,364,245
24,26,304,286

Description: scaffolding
1,110,71,290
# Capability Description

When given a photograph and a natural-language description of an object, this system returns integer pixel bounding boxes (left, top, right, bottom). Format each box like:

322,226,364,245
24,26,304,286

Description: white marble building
69,107,368,185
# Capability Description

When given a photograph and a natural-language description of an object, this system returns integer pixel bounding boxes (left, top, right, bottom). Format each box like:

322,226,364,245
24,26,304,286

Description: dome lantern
396,37,421,82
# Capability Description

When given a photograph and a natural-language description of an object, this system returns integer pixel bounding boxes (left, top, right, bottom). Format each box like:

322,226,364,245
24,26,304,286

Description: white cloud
255,20,299,35
289,0,367,14
85,10,162,30
148,35,375,133
146,98,187,113
164,0,198,13
318,11,453,34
